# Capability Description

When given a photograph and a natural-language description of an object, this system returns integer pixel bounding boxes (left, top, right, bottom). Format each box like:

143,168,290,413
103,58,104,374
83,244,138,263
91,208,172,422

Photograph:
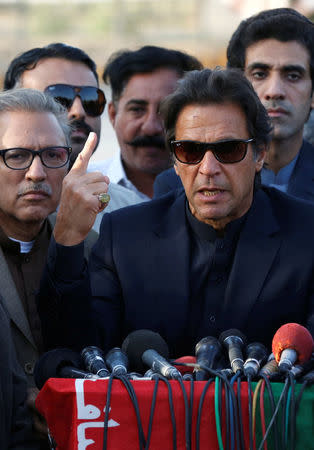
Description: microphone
142,349,182,380
172,356,196,375
34,348,98,390
259,353,279,378
243,342,268,378
81,346,110,377
272,323,314,372
219,329,246,373
122,329,169,374
105,347,129,376
194,336,222,380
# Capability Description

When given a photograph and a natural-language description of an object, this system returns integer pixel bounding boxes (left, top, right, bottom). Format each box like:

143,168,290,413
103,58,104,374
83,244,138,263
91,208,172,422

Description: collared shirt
185,202,247,354
88,152,150,201
0,221,52,352
261,152,299,193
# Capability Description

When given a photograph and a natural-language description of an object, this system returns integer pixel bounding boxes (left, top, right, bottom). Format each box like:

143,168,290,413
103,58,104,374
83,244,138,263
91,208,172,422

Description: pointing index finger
70,132,97,173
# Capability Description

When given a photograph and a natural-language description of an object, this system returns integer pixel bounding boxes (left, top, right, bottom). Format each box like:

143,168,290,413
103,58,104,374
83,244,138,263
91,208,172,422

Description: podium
36,378,314,450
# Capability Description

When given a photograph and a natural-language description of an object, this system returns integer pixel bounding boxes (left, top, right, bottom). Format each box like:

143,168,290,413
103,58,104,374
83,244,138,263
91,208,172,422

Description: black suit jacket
38,187,314,357
0,299,40,449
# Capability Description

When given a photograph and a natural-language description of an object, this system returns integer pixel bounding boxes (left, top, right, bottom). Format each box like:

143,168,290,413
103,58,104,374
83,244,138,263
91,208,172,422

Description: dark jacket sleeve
0,301,40,449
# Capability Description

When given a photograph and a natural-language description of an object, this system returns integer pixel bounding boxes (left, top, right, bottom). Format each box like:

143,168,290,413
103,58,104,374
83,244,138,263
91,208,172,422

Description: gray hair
0,88,71,145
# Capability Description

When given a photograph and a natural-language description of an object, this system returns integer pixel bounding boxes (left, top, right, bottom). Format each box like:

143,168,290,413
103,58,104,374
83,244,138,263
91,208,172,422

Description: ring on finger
98,192,110,204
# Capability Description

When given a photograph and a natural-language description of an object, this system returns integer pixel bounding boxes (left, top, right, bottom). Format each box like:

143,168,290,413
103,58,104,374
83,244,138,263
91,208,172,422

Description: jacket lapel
0,246,36,347
288,141,314,201
152,191,190,339
223,189,281,330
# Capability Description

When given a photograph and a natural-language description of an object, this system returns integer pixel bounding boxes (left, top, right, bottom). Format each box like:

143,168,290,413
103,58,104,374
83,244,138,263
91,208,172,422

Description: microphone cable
144,378,159,450
260,380,267,450
236,376,245,450
285,371,296,450
103,373,146,450
259,373,279,450
156,374,177,450
257,377,289,450
215,376,224,450
246,374,254,450
195,378,214,450
177,376,192,450
229,372,241,450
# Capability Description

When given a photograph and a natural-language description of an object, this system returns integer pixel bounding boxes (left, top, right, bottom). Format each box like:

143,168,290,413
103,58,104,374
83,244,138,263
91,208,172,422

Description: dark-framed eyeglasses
44,84,106,117
170,138,254,165
0,146,72,170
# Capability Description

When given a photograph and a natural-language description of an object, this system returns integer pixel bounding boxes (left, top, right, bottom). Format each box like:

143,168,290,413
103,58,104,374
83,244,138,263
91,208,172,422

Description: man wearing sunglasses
4,43,103,167
37,68,313,359
155,9,314,203
89,45,202,200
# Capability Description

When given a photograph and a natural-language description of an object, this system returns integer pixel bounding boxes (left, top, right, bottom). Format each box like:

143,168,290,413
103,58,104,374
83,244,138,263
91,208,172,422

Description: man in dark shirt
38,68,314,358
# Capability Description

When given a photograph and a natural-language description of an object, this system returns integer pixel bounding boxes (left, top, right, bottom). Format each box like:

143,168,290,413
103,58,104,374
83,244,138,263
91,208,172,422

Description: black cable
236,376,245,450
145,378,159,450
116,375,146,450
295,380,309,414
195,379,214,450
257,377,289,450
157,375,177,450
189,378,194,448
178,377,191,450
259,374,279,450
225,377,230,450
247,375,253,450
288,371,296,450
103,373,115,450
281,373,289,448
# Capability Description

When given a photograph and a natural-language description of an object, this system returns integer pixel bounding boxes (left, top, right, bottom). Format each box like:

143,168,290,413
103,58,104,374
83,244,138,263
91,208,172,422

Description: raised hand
54,132,110,245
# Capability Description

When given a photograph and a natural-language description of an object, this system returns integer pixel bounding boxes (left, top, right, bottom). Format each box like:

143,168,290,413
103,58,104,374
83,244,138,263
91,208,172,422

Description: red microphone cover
173,356,196,374
272,323,314,363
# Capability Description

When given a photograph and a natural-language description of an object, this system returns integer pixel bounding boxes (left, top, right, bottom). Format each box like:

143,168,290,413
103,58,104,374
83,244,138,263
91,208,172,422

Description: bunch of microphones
34,323,314,388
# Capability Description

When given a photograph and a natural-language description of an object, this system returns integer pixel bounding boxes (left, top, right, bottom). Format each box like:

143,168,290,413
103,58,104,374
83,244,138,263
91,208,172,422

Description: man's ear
108,101,117,127
255,147,266,172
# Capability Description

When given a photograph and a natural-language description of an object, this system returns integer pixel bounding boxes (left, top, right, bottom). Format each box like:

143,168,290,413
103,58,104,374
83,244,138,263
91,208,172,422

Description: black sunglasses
44,84,106,117
170,138,254,165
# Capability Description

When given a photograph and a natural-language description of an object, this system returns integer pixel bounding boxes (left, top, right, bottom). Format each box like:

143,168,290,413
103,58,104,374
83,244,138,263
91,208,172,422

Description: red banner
36,378,251,450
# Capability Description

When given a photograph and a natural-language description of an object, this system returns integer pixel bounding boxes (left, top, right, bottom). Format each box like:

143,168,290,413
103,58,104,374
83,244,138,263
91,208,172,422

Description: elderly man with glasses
37,68,314,359
0,88,105,447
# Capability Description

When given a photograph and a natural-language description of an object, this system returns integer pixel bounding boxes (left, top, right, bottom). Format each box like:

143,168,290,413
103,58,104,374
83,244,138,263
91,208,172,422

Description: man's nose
198,149,222,176
25,155,47,181
262,73,286,100
68,96,86,120
141,109,163,135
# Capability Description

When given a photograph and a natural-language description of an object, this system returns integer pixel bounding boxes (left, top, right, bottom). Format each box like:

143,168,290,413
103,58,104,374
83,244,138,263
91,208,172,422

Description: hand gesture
54,132,109,245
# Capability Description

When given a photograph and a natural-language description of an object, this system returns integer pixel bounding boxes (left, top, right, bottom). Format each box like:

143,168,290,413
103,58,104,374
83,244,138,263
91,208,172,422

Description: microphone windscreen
272,323,314,363
34,348,82,390
122,329,169,373
173,356,196,374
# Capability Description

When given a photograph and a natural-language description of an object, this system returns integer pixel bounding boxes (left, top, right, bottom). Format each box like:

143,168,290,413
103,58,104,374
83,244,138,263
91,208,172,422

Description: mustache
263,100,291,114
17,183,52,197
70,119,92,135
127,135,166,148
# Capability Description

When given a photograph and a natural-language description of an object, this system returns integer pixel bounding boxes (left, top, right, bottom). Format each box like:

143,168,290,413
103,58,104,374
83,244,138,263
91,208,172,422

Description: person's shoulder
103,189,185,227
264,186,314,223
87,157,113,173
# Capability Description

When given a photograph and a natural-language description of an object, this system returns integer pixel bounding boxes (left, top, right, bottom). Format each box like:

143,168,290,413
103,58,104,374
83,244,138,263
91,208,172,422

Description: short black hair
103,45,203,103
227,8,314,85
160,68,272,157
4,42,98,90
